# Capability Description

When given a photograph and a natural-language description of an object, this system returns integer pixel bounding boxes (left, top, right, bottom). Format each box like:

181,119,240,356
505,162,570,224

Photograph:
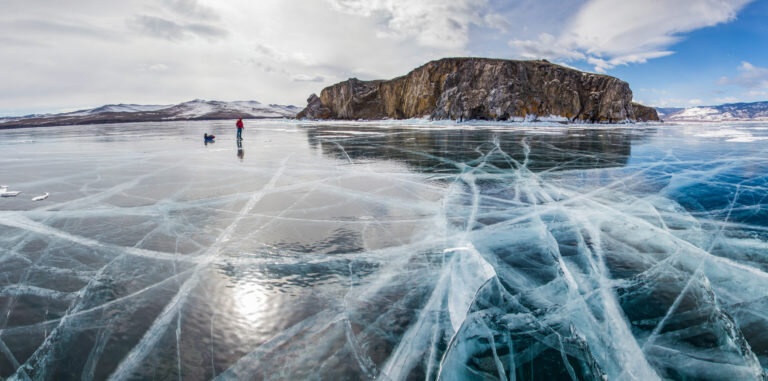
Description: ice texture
0,120,767,380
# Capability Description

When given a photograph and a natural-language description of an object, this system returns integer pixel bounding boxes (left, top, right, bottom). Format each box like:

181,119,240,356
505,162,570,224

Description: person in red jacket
236,118,244,140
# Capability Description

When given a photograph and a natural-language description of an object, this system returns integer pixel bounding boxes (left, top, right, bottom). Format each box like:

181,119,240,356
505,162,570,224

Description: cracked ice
1,120,767,380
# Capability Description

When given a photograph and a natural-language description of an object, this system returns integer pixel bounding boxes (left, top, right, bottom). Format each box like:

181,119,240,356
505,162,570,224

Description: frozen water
1,120,767,380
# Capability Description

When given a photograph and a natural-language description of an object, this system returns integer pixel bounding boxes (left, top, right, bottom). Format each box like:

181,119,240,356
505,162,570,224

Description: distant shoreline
0,116,292,130
0,117,673,131
0,99,299,130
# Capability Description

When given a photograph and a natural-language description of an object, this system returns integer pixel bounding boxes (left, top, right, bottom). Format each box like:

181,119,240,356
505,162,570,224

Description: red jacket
236,119,244,129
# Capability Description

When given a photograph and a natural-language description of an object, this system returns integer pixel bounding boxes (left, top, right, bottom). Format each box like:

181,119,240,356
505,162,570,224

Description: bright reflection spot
232,281,267,324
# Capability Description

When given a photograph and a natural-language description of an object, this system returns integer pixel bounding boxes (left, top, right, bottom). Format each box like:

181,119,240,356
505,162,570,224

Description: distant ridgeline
0,100,299,129
657,101,768,122
297,57,660,123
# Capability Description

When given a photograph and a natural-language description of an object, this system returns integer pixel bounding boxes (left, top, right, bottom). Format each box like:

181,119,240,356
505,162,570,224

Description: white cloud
715,96,740,103
647,98,709,108
745,90,768,97
562,0,749,56
483,14,512,33
130,15,228,41
291,74,325,82
636,88,669,95
508,33,585,61
148,63,169,72
324,0,488,49
718,61,768,88
7,19,124,43
587,51,675,73
1,0,499,114
137,63,170,72
509,0,753,72
253,44,316,66
161,0,221,21
0,0,757,115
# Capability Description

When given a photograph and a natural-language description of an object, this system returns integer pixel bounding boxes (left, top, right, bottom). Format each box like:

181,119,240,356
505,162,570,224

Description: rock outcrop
632,102,661,122
300,94,333,120
297,57,659,123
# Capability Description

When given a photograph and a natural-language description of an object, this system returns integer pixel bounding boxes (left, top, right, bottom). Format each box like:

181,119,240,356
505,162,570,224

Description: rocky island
297,57,659,123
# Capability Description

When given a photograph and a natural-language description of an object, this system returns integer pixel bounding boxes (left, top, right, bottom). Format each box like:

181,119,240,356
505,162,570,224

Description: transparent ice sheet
0,120,767,380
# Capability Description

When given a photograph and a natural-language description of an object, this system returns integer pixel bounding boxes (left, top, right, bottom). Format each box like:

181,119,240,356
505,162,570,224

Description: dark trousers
237,128,242,139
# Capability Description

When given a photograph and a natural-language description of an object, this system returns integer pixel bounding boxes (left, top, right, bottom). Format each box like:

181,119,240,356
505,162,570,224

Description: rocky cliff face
632,102,660,122
297,58,659,123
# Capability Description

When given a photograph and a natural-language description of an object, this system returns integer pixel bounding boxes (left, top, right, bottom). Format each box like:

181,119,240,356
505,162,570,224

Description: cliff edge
297,58,659,123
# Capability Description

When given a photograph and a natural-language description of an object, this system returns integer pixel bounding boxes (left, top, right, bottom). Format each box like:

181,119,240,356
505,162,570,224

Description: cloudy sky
2,0,767,115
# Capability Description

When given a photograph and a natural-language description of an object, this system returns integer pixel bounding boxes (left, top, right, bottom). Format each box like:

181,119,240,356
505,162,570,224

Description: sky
2,0,767,116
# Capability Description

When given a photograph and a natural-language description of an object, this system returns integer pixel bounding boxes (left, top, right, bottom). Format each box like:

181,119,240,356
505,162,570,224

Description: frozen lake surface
1,120,767,380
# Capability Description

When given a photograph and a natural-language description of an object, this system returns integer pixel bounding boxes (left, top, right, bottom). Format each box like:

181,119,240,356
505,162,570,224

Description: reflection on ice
0,120,767,380
306,125,646,173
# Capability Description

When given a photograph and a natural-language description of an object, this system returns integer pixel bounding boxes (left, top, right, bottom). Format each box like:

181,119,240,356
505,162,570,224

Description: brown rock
297,57,659,123
296,94,333,119
632,102,661,122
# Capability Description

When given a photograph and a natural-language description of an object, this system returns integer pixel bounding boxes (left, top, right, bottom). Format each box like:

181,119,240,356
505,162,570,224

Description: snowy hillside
65,104,170,116
658,101,768,121
163,100,298,119
0,100,299,128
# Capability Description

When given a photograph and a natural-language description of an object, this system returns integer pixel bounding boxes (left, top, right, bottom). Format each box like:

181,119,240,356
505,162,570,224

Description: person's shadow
237,140,244,161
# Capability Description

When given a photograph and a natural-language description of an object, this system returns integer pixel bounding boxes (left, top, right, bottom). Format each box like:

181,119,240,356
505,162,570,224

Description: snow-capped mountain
657,101,768,121
0,100,299,129
161,100,298,119
64,104,171,116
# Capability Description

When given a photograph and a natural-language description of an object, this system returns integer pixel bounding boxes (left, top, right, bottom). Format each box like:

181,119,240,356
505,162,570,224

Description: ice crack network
0,121,767,380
